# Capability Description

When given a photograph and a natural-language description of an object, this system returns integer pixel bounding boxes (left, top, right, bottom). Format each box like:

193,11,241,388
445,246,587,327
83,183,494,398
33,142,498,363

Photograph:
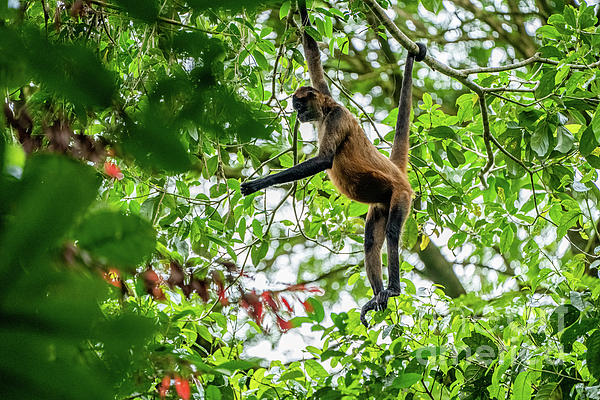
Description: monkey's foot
376,288,401,311
360,296,378,327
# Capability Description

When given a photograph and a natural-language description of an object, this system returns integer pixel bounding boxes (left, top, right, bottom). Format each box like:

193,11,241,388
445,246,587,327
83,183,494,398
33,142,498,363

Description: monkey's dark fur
241,0,426,327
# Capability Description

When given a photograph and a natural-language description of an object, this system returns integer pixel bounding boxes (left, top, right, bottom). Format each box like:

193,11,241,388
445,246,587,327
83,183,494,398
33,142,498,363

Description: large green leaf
76,210,156,268
512,372,533,400
0,154,99,275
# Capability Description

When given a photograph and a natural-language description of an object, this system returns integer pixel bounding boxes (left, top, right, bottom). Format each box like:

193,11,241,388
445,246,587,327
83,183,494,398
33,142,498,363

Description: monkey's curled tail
389,43,427,172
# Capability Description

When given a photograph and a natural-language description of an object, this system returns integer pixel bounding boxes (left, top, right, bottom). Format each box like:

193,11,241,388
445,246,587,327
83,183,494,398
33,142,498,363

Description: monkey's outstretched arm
241,153,333,195
298,0,331,96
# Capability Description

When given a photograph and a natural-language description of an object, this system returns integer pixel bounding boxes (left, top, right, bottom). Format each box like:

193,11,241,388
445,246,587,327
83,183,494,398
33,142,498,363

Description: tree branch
363,0,483,95
462,53,600,75
478,95,494,186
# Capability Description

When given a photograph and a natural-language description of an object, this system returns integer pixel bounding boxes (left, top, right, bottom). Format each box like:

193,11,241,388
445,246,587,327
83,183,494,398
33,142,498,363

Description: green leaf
0,155,99,272
280,370,305,381
117,0,159,22
549,304,580,334
446,145,466,167
579,4,597,29
555,125,574,153
586,330,600,379
348,202,369,217
556,210,580,239
205,385,222,400
252,49,269,70
305,359,328,380
429,126,458,140
499,224,514,254
536,25,560,40
348,272,360,286
411,346,443,359
563,6,577,27
76,210,156,267
123,115,191,173
306,297,325,323
252,219,263,238
402,217,418,249
531,124,551,157
392,373,421,388
511,372,532,400
579,125,598,156
217,360,257,372
534,383,559,400
279,1,290,19
592,103,600,143
536,69,557,98
420,0,442,13
462,332,498,361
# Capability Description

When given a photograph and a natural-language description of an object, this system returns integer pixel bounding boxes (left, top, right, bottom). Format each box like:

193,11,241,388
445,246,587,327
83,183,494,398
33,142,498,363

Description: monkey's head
293,86,324,122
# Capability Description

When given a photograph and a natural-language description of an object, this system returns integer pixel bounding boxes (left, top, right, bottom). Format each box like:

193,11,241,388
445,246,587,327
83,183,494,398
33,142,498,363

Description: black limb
360,297,378,327
241,154,333,195
414,42,427,62
375,201,407,310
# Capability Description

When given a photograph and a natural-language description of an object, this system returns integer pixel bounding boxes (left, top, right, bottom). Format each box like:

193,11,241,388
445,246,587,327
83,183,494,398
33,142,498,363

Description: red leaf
242,292,263,325
143,268,165,300
255,302,263,322
159,376,170,399
190,278,209,302
306,286,325,294
281,296,293,313
103,268,121,288
104,161,124,180
217,287,229,306
152,287,166,301
143,269,160,284
167,261,185,289
285,284,324,295
285,283,305,291
302,300,314,313
276,316,293,332
175,376,191,400
261,291,279,311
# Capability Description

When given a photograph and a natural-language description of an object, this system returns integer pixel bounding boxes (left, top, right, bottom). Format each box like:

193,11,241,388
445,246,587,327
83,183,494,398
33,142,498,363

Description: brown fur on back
315,100,412,205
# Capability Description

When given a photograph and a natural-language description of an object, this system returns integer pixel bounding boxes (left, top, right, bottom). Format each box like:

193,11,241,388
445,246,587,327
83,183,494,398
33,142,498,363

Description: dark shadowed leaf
536,68,557,98
579,125,598,155
549,304,580,334
446,145,466,167
122,112,192,173
116,0,159,22
586,330,600,379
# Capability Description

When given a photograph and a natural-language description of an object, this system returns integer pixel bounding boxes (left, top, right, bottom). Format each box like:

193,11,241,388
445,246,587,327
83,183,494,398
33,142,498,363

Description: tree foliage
2,0,600,399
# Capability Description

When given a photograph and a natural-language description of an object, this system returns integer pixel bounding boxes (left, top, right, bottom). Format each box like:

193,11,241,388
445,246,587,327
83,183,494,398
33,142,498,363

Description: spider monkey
241,0,426,327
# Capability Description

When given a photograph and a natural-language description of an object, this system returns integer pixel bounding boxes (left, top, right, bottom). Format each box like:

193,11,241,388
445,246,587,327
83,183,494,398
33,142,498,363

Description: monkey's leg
377,192,411,310
360,204,388,327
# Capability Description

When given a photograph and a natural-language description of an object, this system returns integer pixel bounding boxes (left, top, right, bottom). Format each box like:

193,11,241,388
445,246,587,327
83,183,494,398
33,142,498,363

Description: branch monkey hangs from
241,0,426,327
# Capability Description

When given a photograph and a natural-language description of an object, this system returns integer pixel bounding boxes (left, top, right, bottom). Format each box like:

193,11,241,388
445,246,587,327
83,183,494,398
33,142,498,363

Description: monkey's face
293,87,323,122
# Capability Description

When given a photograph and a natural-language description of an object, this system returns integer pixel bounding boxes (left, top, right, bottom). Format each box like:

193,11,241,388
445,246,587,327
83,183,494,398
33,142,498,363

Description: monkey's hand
360,296,379,327
376,287,401,311
241,179,264,196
